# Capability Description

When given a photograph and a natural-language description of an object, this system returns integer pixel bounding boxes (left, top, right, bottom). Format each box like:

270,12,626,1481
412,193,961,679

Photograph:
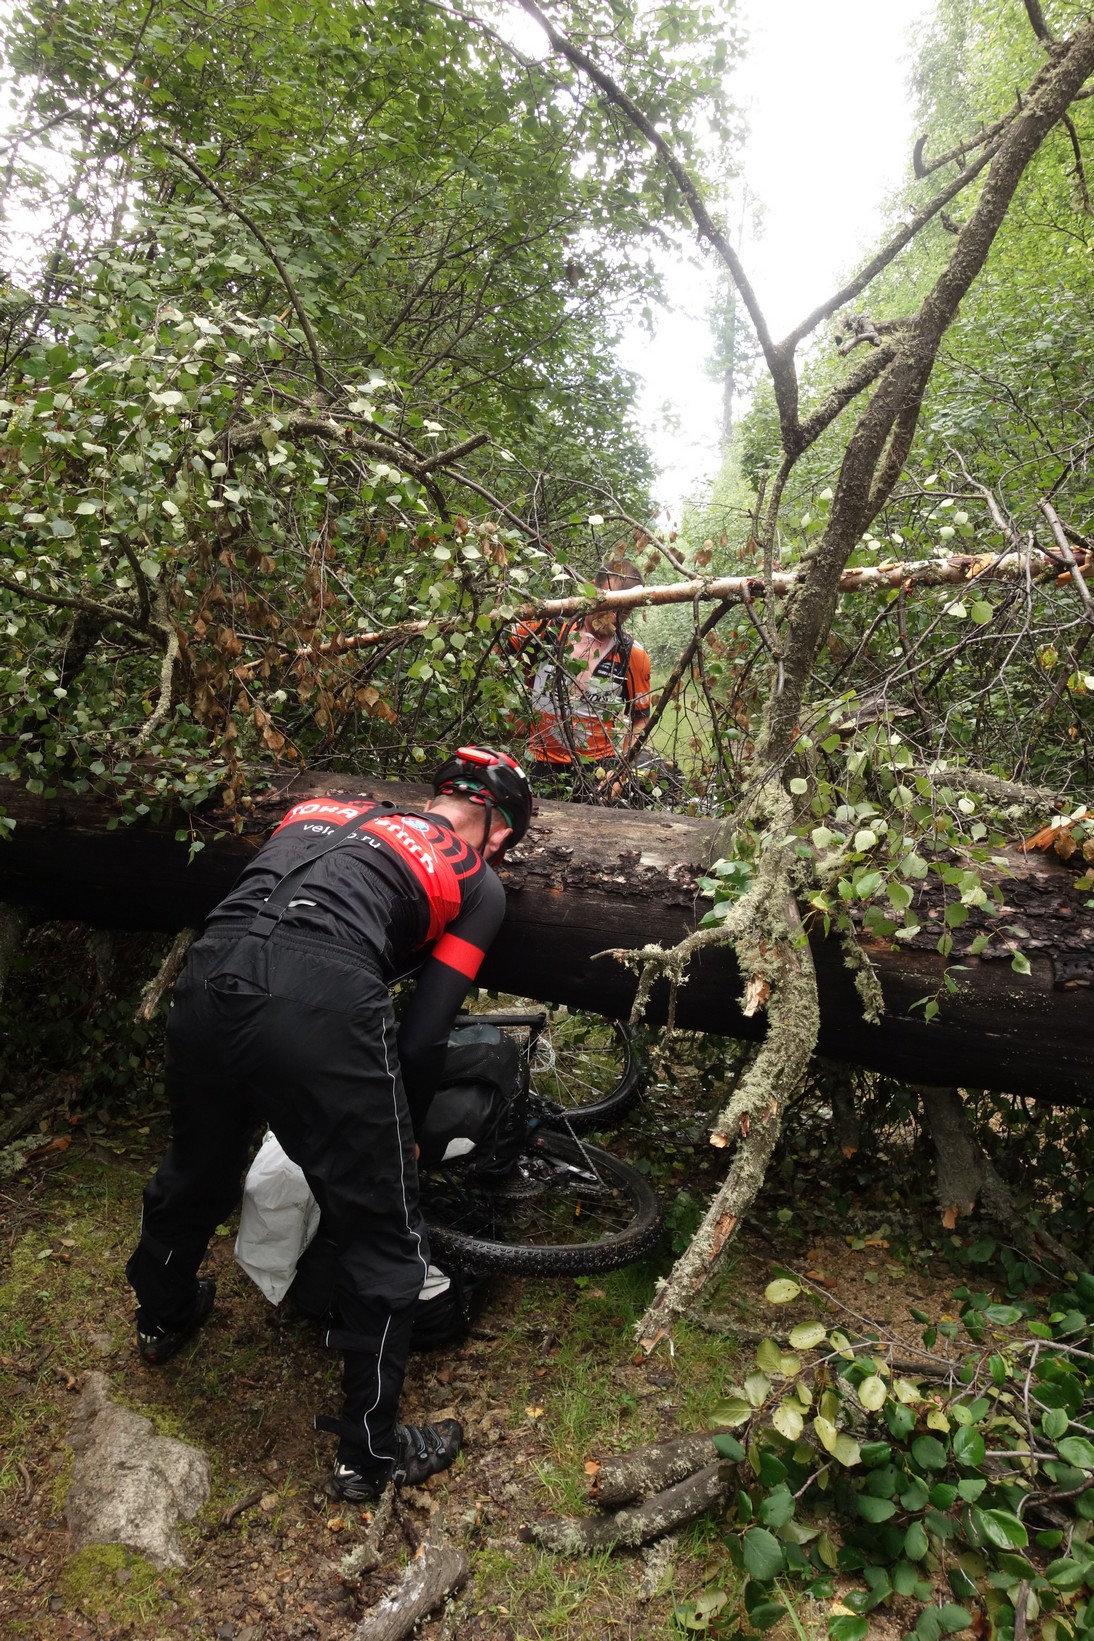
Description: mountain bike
419,1005,661,1278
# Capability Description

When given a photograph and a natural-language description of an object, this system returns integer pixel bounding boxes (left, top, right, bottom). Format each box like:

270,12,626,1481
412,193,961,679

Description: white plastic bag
234,1129,321,1304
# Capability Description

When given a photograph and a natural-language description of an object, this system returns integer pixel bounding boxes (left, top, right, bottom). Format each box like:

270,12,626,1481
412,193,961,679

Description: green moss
59,1543,180,1627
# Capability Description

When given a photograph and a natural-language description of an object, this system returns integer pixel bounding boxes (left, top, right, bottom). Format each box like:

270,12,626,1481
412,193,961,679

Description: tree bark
914,1084,1085,1268
521,1461,731,1553
0,771,1091,1104
589,1431,725,1508
351,1536,468,1641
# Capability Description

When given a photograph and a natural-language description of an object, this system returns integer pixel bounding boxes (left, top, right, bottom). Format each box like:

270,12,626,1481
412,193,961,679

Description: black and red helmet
432,745,533,847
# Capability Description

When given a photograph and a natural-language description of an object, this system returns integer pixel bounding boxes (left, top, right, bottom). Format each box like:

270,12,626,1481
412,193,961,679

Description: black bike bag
416,1021,524,1173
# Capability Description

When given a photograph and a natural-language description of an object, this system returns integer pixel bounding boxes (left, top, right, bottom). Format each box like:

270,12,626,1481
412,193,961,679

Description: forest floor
0,1041,1038,1641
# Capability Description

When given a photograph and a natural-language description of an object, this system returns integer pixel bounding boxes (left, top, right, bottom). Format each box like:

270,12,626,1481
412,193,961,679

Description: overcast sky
619,0,933,515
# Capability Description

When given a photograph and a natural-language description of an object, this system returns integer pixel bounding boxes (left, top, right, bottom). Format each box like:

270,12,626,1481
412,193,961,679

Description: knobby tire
423,1132,662,1277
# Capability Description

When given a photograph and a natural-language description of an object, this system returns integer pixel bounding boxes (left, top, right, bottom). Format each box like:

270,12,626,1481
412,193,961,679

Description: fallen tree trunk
0,771,1090,1104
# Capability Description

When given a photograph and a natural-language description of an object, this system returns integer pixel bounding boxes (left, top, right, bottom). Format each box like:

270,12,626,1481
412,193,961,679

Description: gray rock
65,1372,210,1568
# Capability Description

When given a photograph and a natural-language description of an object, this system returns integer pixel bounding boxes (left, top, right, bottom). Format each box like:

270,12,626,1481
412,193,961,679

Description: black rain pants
125,927,430,1478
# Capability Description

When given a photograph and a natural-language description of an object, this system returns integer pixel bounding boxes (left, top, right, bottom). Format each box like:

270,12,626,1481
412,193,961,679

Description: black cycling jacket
206,797,506,1118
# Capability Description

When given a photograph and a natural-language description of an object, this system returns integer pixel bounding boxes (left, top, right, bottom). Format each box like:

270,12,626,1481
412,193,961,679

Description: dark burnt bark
0,771,1091,1104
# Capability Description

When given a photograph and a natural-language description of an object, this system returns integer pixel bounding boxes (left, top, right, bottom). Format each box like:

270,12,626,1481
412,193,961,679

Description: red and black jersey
206,798,506,1115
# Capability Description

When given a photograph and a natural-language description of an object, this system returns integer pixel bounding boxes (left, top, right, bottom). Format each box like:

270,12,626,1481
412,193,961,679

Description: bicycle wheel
469,996,647,1132
422,1132,662,1277
530,1008,648,1132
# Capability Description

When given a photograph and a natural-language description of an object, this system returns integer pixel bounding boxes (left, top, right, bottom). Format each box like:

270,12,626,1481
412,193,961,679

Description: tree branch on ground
349,1533,468,1641
520,1461,732,1553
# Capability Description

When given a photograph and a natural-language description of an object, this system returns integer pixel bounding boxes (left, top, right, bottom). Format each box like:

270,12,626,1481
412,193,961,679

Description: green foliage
695,1274,1094,1639
697,700,1051,995
0,0,746,812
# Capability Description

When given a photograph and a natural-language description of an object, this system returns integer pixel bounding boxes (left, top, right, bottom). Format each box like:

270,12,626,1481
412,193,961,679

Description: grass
469,1543,630,1640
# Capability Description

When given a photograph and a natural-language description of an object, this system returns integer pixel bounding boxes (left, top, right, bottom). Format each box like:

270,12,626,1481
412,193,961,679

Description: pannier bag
415,1019,524,1175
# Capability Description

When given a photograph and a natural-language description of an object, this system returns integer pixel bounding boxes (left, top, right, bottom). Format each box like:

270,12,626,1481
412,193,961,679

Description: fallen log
0,770,1091,1104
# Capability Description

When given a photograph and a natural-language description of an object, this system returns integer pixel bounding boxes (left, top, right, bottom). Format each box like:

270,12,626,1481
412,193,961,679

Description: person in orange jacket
511,559,651,798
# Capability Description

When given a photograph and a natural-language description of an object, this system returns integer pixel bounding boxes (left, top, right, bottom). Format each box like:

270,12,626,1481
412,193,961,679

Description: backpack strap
246,803,393,941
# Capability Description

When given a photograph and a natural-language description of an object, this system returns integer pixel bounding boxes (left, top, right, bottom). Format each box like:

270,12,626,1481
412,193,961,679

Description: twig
219,1489,262,1529
135,930,197,1024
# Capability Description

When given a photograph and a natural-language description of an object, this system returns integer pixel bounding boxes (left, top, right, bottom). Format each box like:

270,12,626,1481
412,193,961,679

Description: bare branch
513,0,796,441
132,592,181,751
781,139,1003,351
415,431,490,474
135,927,197,1023
1023,0,1056,46
1040,499,1094,624
0,574,145,633
225,412,488,485
914,108,1021,179
1061,111,1092,213
798,345,897,449
295,545,1073,658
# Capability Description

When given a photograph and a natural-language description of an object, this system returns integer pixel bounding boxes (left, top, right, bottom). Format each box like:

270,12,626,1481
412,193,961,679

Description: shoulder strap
246,804,391,941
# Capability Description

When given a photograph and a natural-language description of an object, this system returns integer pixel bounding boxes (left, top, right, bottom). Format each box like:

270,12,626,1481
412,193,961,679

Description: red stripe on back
360,815,462,942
